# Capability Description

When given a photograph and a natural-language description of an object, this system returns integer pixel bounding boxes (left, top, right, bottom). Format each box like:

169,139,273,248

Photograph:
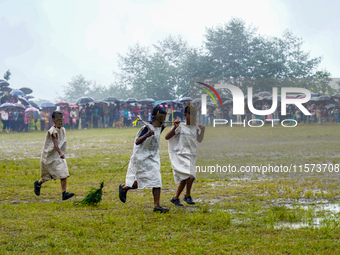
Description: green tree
115,35,194,99
201,18,322,94
62,75,92,102
310,71,337,95
88,82,110,100
114,18,325,100
3,69,11,81
63,75,116,102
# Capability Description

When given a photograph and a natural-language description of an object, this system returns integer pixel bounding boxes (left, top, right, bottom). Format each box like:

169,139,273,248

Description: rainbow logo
196,82,223,106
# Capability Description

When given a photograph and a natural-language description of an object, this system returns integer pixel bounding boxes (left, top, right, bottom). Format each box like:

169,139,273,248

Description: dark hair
52,111,62,119
152,105,166,117
184,106,189,115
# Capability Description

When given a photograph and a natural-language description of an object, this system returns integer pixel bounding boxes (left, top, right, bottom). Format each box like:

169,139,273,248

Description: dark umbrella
0,102,16,110
245,95,263,102
76,97,94,105
10,89,25,96
154,100,174,106
256,91,272,97
29,101,40,109
331,93,340,99
0,81,10,87
40,102,57,112
0,86,12,92
25,95,34,99
93,100,108,106
19,87,33,95
263,96,273,102
325,104,335,110
103,96,119,102
172,99,182,104
223,100,233,105
14,103,26,110
126,98,138,103
191,98,201,104
163,100,174,105
179,97,192,103
18,97,30,106
318,95,331,101
55,101,69,107
138,98,155,104
40,102,56,108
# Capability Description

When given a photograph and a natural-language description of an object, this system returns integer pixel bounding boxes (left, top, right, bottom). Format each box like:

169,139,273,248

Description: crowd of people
1,94,340,133
0,100,187,133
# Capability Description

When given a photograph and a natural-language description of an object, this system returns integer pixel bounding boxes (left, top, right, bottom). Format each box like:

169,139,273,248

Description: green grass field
1,124,340,254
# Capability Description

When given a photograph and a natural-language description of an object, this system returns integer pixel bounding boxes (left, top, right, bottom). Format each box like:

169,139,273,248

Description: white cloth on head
40,126,69,181
168,123,197,184
125,124,162,189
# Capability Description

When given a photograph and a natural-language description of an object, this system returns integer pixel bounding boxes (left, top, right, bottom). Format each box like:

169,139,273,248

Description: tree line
59,18,339,102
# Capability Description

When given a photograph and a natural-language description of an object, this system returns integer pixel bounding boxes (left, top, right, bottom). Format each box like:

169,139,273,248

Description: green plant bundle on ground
75,181,104,206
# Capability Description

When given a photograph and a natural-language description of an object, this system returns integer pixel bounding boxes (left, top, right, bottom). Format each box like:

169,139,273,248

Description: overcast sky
1,0,339,101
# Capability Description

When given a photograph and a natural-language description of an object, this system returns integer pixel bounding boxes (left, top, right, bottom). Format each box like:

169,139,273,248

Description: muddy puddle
274,202,340,229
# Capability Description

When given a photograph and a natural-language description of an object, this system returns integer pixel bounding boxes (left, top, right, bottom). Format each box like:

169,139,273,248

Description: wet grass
1,125,340,254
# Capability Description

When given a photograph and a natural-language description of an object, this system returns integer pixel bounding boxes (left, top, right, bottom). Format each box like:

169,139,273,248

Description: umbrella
153,100,174,106
325,104,335,110
153,100,163,106
245,95,262,102
163,100,175,105
126,98,138,103
0,102,16,110
331,93,340,99
179,97,192,103
0,86,12,92
256,91,271,97
19,87,33,95
103,96,119,102
10,89,25,96
14,103,26,110
69,103,79,108
25,95,34,99
191,98,201,104
263,96,273,101
55,101,69,107
92,100,108,106
172,99,182,104
40,102,56,108
18,97,30,106
0,81,10,87
138,98,155,104
318,95,331,101
25,107,38,113
223,100,233,105
28,101,40,109
76,97,94,105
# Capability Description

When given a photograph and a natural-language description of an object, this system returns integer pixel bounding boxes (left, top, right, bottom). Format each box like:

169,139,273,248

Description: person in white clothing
165,103,205,206
34,111,74,201
119,106,169,213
